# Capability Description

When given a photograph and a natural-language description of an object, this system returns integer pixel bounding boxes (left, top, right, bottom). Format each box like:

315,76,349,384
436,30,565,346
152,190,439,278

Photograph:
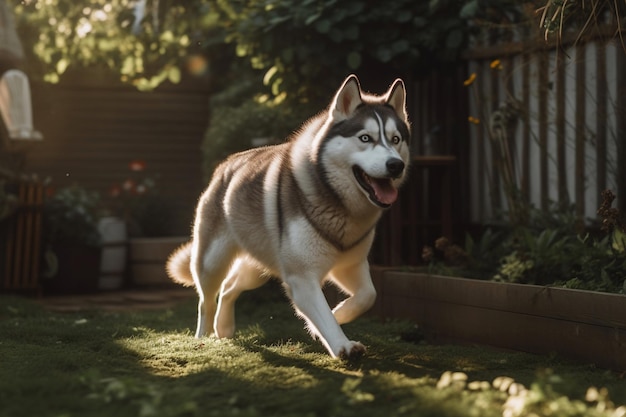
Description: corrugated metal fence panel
466,37,624,224
26,84,208,235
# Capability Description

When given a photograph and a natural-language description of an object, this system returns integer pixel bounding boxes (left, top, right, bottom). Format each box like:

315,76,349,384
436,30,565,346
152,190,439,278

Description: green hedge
202,99,313,181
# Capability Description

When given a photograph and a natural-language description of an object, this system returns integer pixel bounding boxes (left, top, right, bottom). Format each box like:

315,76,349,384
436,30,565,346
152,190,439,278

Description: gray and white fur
167,75,411,359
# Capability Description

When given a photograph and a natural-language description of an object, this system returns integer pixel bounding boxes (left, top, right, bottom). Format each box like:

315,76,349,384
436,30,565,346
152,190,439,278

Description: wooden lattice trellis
1,180,44,292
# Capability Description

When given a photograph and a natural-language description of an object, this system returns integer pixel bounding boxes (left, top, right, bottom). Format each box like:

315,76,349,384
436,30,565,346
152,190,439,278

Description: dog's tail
166,242,195,287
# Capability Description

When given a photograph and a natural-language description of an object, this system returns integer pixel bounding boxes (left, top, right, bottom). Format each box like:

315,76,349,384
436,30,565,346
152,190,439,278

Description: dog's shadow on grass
154,284,480,381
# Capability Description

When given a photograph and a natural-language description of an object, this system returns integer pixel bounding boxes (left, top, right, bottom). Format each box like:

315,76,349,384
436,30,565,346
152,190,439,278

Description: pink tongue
371,179,398,205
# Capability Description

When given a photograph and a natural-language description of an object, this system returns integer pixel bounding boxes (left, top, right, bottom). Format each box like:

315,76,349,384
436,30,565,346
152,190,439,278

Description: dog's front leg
329,261,376,324
283,275,365,359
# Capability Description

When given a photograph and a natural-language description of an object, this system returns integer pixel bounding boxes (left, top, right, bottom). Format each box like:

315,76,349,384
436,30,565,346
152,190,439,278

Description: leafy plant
43,185,102,247
496,228,576,285
10,0,218,90
9,0,526,99
463,227,509,277
106,160,174,237
209,0,521,104
425,201,626,293
423,229,508,279
202,99,311,180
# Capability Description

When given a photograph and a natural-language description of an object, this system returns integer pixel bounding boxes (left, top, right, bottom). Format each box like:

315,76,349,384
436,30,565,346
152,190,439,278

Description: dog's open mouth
353,166,398,208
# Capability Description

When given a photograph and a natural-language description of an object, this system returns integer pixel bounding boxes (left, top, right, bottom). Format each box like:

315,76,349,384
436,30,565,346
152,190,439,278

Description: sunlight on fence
467,38,624,223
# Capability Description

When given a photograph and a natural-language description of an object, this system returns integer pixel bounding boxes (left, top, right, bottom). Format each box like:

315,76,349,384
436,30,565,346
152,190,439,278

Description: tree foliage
9,0,521,95
9,0,218,90
208,0,519,104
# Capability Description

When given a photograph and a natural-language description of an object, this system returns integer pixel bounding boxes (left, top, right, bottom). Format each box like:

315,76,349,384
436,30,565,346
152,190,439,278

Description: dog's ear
330,75,363,121
385,79,408,122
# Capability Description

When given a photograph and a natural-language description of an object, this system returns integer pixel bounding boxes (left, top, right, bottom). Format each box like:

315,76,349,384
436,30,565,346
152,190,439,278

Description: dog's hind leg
214,258,268,338
328,261,376,325
191,237,238,338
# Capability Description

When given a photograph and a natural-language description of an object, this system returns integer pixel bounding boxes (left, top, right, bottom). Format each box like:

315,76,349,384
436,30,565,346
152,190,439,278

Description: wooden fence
25,81,209,236
465,27,626,223
0,179,44,292
372,24,626,265
370,67,470,266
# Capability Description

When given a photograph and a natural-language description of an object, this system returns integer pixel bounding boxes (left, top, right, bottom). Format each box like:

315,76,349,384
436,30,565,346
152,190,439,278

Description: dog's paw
337,341,366,360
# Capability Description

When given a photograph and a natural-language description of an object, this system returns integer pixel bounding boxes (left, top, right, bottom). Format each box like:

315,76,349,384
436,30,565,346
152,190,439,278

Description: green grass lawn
1,284,625,417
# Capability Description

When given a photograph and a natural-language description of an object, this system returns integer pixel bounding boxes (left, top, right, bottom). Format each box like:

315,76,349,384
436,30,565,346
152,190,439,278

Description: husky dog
167,75,411,359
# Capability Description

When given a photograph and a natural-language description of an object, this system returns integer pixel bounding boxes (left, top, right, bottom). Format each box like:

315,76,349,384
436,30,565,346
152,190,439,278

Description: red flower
122,179,136,193
129,160,146,172
109,185,121,198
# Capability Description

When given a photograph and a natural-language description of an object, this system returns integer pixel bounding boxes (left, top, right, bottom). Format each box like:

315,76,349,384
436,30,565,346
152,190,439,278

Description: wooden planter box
129,237,187,287
366,268,626,370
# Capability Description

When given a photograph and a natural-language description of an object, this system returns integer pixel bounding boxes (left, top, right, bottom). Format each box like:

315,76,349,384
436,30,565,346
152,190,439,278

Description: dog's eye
391,135,401,144
359,134,372,143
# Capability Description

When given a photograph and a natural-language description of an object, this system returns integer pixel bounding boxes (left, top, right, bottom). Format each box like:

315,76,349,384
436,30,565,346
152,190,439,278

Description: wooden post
596,41,607,200
538,50,549,210
555,49,567,203
617,45,626,212
575,44,587,219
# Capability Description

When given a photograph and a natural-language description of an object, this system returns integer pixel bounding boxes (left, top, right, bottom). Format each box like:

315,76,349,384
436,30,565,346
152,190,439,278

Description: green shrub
202,99,312,181
208,0,522,104
426,204,626,293
43,185,101,247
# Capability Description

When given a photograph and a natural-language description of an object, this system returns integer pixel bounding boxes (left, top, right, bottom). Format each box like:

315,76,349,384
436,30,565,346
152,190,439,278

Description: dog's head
322,75,411,209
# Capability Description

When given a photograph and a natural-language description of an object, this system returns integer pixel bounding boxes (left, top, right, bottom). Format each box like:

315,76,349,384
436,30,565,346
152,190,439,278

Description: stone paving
37,287,196,313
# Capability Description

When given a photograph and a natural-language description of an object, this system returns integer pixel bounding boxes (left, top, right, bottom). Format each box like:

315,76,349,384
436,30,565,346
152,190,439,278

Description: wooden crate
1,180,44,292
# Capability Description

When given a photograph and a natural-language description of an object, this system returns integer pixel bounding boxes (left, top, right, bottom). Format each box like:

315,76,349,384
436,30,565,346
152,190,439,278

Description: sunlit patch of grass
1,289,625,417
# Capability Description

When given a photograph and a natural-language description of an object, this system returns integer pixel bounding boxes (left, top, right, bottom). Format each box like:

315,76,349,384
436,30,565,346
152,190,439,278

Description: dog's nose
386,158,405,178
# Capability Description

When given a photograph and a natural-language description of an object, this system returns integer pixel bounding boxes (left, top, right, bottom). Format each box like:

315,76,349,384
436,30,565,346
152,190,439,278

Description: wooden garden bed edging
367,268,626,371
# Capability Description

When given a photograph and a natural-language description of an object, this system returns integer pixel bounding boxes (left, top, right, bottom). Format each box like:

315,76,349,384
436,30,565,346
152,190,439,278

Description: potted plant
41,185,102,294
107,160,185,287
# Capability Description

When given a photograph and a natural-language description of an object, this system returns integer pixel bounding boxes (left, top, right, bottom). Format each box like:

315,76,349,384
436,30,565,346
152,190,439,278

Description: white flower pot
97,216,127,290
